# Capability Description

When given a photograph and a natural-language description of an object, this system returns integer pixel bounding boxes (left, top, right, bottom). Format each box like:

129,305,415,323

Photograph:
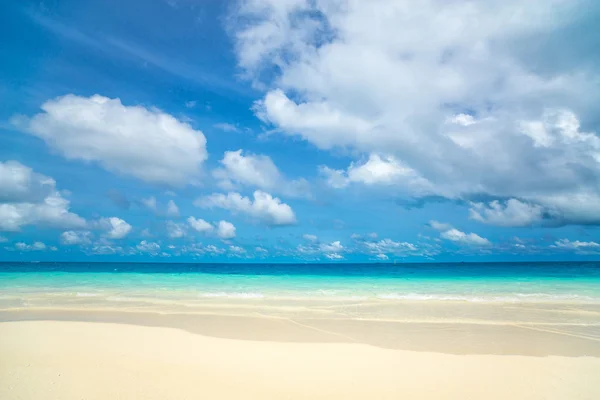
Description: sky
1,0,599,263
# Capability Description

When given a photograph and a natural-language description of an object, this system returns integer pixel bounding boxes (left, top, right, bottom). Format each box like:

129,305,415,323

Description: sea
1,261,599,307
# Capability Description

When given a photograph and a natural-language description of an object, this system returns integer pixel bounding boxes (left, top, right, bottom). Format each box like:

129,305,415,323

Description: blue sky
1,0,599,262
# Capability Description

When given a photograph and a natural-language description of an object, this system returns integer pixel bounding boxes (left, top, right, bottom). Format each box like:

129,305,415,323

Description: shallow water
1,262,599,308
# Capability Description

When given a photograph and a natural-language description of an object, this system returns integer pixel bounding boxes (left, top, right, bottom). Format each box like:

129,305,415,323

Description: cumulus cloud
60,230,93,245
430,220,491,246
195,190,296,226
364,239,418,256
552,239,600,254
12,94,207,185
213,150,310,198
325,253,343,260
136,240,161,255
187,217,213,234
231,0,600,225
14,241,55,252
229,245,246,254
166,221,186,238
469,199,547,227
186,217,237,239
320,241,344,253
320,154,432,194
96,217,132,239
0,161,86,231
216,220,236,239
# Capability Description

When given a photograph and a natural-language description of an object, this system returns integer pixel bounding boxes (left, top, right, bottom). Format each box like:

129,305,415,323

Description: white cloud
302,234,318,242
428,221,452,231
205,244,225,255
61,230,92,245
12,94,208,185
364,238,418,256
318,166,349,189
97,217,132,239
232,0,600,225
187,217,213,233
448,113,477,127
469,199,546,227
441,229,491,246
320,240,344,253
186,217,236,239
553,239,600,253
229,245,246,254
0,161,86,231
166,200,180,217
213,123,240,133
166,221,186,238
0,236,7,243
141,196,157,211
216,220,236,239
136,240,160,255
196,190,296,226
14,241,50,252
430,221,491,246
255,246,268,254
325,253,343,260
0,160,55,203
320,154,432,194
213,150,310,198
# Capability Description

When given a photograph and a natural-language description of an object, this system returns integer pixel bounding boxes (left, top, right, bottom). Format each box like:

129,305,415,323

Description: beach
1,316,599,400
1,262,600,398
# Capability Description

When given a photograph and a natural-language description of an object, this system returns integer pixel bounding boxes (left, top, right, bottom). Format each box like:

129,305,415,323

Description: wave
375,292,598,303
200,292,265,299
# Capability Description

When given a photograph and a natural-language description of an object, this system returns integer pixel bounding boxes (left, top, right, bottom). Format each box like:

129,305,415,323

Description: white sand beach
1,311,599,399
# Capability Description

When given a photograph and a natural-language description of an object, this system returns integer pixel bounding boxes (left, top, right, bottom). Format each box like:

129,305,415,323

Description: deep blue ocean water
1,261,599,303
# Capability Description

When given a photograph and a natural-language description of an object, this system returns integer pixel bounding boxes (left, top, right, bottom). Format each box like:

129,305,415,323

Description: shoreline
2,307,599,357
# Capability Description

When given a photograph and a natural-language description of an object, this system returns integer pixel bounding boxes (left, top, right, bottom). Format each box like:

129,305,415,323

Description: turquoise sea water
1,261,600,304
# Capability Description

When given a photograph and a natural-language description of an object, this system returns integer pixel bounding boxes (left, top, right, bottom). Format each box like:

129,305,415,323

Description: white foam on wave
75,292,99,297
200,292,265,299
375,292,599,303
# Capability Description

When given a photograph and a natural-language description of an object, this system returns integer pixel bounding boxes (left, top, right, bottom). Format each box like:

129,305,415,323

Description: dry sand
1,319,599,400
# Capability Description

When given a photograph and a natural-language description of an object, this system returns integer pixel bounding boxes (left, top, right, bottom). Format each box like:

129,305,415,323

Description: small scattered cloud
213,123,240,133
136,240,161,255
302,234,318,242
430,221,491,246
216,220,236,239
187,217,237,239
552,239,600,254
166,221,186,238
141,196,158,211
96,217,132,239
14,241,55,252
166,199,180,217
61,230,93,245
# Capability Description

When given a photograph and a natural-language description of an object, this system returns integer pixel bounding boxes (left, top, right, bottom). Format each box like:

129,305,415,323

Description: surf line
252,312,361,343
